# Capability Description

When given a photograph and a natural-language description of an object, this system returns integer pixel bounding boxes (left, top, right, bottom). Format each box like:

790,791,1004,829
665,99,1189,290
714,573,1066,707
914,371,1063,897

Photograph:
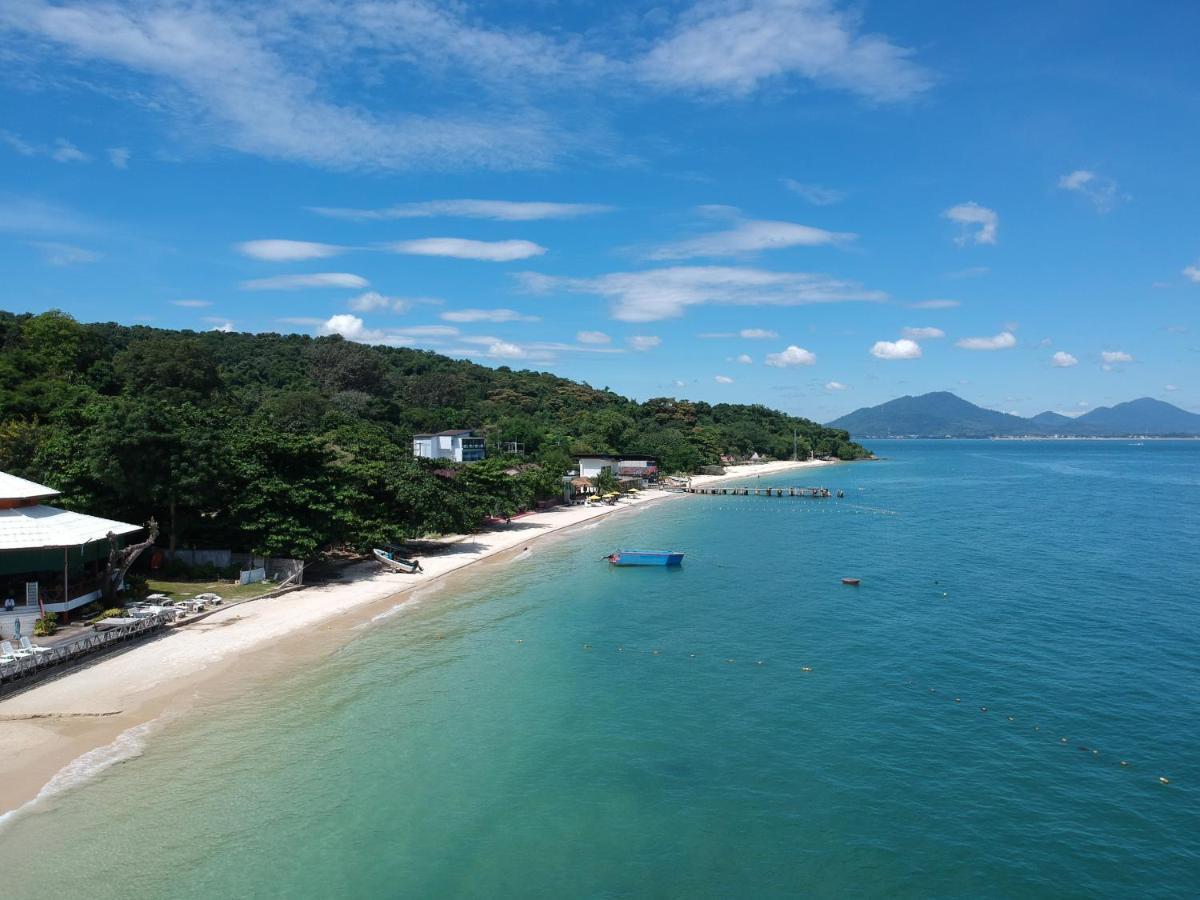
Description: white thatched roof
0,504,141,551
0,472,61,502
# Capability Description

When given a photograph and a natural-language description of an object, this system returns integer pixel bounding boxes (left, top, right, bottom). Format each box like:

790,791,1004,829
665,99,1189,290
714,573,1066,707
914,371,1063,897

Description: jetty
685,485,834,498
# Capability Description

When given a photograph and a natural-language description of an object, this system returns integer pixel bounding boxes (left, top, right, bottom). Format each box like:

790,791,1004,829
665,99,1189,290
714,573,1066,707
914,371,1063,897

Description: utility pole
792,429,798,461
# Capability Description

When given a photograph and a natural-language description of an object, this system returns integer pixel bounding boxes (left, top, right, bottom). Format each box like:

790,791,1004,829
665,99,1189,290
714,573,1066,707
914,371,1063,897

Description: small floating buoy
725,658,736,664
756,660,764,666
1092,750,1099,756
1007,716,1014,722
1159,776,1170,785
1061,737,1068,743
583,643,591,650
652,649,661,655
689,653,696,658
515,639,524,644
618,646,624,652
1120,760,1128,767
980,707,988,713
801,666,812,672
954,698,961,703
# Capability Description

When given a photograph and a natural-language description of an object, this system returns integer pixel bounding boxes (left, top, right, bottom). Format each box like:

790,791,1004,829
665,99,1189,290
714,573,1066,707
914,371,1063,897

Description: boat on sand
373,548,422,573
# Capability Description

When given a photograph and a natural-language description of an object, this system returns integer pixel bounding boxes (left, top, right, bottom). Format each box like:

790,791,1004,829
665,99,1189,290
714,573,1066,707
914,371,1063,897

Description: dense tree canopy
0,311,868,557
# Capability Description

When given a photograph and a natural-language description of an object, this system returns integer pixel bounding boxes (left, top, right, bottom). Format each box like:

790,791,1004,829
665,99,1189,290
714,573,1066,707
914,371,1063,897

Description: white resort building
412,429,487,463
0,471,142,624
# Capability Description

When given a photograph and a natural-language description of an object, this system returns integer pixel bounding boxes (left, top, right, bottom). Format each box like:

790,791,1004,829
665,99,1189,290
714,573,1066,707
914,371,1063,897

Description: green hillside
0,310,867,558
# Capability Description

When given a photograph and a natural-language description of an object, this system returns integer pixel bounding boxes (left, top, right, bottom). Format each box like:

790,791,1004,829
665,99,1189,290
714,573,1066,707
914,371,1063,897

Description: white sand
0,457,833,814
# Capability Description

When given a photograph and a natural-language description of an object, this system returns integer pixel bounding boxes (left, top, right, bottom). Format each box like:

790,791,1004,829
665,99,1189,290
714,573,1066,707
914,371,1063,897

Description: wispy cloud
870,338,921,360
0,197,95,235
648,216,854,260
51,138,89,163
171,299,211,308
440,308,539,323
782,179,845,205
1,131,90,163
956,331,1016,350
27,240,101,265
241,272,368,290
943,202,998,245
765,345,816,367
386,238,546,261
310,199,613,221
1057,169,1127,213
628,335,662,351
901,326,944,340
520,266,885,322
1051,351,1078,367
576,330,611,344
237,239,345,261
1100,350,1133,364
825,381,848,391
1183,263,1200,283
908,299,960,309
107,146,130,168
640,0,934,102
740,328,777,339
714,374,734,384
735,353,753,364
347,291,424,313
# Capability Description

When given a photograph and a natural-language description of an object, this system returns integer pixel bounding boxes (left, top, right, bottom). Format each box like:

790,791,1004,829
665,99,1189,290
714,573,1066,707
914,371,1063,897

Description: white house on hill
412,430,486,463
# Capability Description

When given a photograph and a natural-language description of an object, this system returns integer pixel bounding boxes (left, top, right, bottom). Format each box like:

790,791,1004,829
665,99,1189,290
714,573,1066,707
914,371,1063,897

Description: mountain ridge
828,392,1200,438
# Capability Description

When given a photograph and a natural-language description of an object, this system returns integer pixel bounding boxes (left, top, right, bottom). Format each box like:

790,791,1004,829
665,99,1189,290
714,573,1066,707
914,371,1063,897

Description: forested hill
0,310,867,558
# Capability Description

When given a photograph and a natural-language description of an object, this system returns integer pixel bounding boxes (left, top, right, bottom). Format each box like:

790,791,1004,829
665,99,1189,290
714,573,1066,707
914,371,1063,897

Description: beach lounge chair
19,637,52,656
0,640,33,660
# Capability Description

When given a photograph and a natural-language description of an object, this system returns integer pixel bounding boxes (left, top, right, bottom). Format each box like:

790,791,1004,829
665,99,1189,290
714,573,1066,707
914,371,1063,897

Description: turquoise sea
2,441,1198,898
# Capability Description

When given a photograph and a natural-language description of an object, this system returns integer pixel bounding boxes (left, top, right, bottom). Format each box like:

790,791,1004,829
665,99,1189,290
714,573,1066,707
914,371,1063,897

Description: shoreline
0,458,834,819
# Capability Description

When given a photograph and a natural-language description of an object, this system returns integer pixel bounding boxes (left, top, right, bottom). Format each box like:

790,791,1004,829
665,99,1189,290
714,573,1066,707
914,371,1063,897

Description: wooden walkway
685,486,834,498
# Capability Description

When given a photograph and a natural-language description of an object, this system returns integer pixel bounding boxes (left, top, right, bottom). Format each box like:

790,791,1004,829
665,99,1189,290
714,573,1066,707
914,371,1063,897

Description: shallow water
2,441,1197,898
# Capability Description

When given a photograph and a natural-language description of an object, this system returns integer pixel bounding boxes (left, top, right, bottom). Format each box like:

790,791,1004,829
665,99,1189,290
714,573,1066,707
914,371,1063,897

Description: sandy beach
0,458,833,819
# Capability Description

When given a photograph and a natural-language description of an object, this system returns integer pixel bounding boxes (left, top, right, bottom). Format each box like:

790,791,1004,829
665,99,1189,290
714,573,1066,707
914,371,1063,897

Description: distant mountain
827,391,1032,438
828,392,1200,438
1075,398,1200,435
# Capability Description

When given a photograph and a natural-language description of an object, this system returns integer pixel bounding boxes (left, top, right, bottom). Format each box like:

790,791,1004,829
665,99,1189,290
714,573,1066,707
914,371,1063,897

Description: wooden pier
685,485,834,498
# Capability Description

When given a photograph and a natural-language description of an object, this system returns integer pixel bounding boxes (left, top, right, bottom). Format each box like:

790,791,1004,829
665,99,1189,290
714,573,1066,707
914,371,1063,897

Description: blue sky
1,0,1197,422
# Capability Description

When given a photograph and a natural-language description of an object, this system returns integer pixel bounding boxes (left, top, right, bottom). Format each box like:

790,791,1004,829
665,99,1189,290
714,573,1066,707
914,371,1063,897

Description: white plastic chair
19,637,52,656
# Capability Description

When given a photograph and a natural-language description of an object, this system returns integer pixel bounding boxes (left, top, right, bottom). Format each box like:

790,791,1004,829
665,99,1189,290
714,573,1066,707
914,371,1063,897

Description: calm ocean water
2,441,1198,898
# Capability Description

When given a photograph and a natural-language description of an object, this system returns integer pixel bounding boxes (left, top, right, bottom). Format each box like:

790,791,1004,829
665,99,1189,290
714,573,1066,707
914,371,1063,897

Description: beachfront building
0,471,142,624
412,429,486,463
616,457,658,482
576,456,616,479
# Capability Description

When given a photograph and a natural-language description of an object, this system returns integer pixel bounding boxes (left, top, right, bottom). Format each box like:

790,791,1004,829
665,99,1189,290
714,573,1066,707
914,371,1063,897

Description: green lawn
145,578,280,603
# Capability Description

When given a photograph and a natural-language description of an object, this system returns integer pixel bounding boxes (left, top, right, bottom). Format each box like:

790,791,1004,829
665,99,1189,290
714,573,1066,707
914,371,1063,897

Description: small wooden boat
373,548,422,573
606,549,684,567
841,577,861,586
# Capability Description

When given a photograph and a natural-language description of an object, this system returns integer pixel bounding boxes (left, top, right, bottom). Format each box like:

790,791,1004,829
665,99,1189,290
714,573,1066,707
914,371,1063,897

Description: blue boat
606,549,684,567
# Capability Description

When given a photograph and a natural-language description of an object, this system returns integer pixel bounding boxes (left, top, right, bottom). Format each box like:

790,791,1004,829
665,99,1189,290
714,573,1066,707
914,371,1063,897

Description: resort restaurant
0,471,142,621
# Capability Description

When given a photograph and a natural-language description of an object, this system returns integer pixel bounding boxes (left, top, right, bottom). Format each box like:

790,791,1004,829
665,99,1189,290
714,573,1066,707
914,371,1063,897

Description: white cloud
1183,264,1200,283
1100,350,1133,364
943,202,998,245
649,218,854,260
714,375,734,384
825,381,847,391
640,0,933,102
107,147,130,168
440,308,539,323
347,291,417,313
484,340,527,359
237,239,345,261
735,353,753,364
321,314,375,341
170,299,210,308
1057,169,1126,213
241,272,368,290
740,328,778,339
311,199,613,221
901,326,944,340
782,179,844,205
1051,351,1078,368
1165,384,1178,392
870,338,922,360
0,131,37,156
50,138,89,163
629,335,662,351
956,331,1016,351
28,241,101,266
210,321,235,333
520,266,886,322
908,299,960,309
765,345,817,367
0,197,95,235
576,330,611,344
2,2,571,172
386,238,545,261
